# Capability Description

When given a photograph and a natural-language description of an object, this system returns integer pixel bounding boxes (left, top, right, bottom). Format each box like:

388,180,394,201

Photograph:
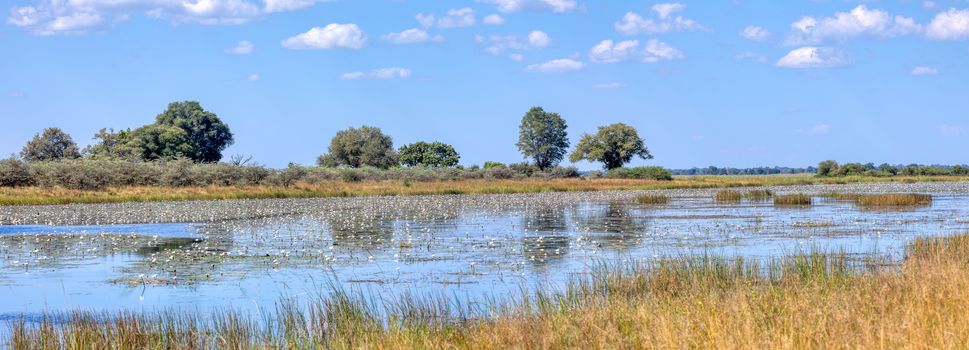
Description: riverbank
2,174,968,206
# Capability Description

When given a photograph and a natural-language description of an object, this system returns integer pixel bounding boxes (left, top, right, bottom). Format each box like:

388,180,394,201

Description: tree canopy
398,141,460,167
569,123,653,170
516,107,569,170
153,101,234,163
318,126,399,168
20,127,81,162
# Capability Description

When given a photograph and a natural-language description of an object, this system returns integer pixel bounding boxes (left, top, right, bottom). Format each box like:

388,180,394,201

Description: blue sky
2,0,968,169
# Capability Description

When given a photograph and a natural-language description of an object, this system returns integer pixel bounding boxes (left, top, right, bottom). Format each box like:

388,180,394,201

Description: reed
856,193,932,207
774,194,813,206
636,194,669,205
715,190,743,202
10,234,969,349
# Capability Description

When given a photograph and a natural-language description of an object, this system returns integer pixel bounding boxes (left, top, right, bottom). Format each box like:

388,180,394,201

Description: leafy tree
569,123,653,170
516,107,569,170
128,124,194,161
398,141,460,167
84,128,139,160
317,126,398,168
153,101,234,163
816,160,839,177
20,127,81,162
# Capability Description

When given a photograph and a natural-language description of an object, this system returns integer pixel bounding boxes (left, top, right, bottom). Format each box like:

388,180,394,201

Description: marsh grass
635,194,669,205
715,190,743,202
774,194,813,206
856,193,933,207
9,233,969,349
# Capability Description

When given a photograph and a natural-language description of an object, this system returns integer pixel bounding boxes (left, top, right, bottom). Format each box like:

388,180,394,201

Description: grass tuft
636,194,669,205
774,194,812,206
715,190,743,202
856,193,932,207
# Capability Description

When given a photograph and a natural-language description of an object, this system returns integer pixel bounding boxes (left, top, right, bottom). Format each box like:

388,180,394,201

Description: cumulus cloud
926,8,969,40
382,28,443,44
614,3,706,35
740,25,770,41
508,53,524,61
7,0,331,35
785,5,922,45
477,0,577,13
588,39,683,64
776,47,847,68
225,40,255,54
483,14,505,25
911,66,939,75
282,23,366,50
476,31,550,54
524,58,584,73
437,7,475,28
340,67,412,80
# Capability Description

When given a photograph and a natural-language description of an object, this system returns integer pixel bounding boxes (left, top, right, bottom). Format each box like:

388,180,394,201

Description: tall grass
856,193,933,207
9,234,969,349
635,194,669,205
774,194,813,206
715,190,743,202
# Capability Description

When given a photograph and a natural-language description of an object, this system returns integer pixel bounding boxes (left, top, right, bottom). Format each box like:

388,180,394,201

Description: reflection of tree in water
328,211,396,250
573,202,647,250
0,233,201,271
521,206,570,264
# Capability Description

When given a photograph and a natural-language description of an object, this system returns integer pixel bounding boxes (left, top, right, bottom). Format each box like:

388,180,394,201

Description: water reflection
574,202,648,250
521,206,570,264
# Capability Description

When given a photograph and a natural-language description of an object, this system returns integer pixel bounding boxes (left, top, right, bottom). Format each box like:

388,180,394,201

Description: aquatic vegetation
9,234,969,349
856,193,932,207
635,194,668,205
774,194,812,206
715,190,743,202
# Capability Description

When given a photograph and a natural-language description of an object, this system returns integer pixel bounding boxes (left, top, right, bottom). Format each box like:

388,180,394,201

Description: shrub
0,158,34,187
483,161,506,169
341,169,362,182
606,166,673,181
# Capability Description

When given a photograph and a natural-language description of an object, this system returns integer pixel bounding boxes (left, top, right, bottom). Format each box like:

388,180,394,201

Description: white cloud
776,47,847,68
940,124,965,136
588,39,683,64
525,58,584,73
483,14,505,25
476,31,550,54
247,73,260,81
340,67,412,80
437,7,475,28
614,3,706,35
225,40,254,54
785,5,922,45
740,25,770,41
508,53,524,61
593,82,625,89
911,66,939,75
926,8,969,40
8,0,332,35
282,23,366,50
415,13,435,28
735,51,768,63
477,0,577,13
798,124,832,136
527,30,550,47
382,28,443,44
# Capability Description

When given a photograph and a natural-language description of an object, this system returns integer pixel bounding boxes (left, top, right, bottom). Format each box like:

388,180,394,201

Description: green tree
20,127,81,162
817,160,839,177
317,126,398,168
569,123,653,170
128,124,194,161
153,101,234,163
398,141,460,167
516,107,569,170
84,128,139,160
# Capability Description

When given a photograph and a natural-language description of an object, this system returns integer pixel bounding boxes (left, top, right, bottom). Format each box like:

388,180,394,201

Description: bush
606,166,673,181
0,158,34,187
483,161,506,169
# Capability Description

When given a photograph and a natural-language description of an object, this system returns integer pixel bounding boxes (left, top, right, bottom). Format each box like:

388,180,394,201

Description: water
2,190,968,319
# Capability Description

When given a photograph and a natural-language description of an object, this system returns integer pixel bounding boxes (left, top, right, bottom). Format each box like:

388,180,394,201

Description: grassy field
8,234,969,349
1,174,968,206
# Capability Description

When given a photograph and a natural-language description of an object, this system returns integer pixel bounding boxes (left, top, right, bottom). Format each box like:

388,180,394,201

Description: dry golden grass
856,193,933,207
715,190,743,202
636,194,669,205
0,174,966,206
10,234,969,349
774,194,813,206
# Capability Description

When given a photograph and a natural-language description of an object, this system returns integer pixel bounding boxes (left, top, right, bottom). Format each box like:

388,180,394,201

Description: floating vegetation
774,194,812,206
856,194,932,207
636,194,669,205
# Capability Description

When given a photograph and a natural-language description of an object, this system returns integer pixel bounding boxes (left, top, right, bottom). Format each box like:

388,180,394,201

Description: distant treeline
671,166,817,176
816,161,969,177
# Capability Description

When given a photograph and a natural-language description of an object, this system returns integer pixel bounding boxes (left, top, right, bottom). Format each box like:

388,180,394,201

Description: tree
516,107,569,170
84,128,139,160
817,160,839,177
317,126,398,168
128,124,194,161
153,101,234,163
569,123,653,170
398,141,460,167
20,127,81,162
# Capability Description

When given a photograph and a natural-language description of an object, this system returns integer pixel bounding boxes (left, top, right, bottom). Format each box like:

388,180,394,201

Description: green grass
636,194,669,205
